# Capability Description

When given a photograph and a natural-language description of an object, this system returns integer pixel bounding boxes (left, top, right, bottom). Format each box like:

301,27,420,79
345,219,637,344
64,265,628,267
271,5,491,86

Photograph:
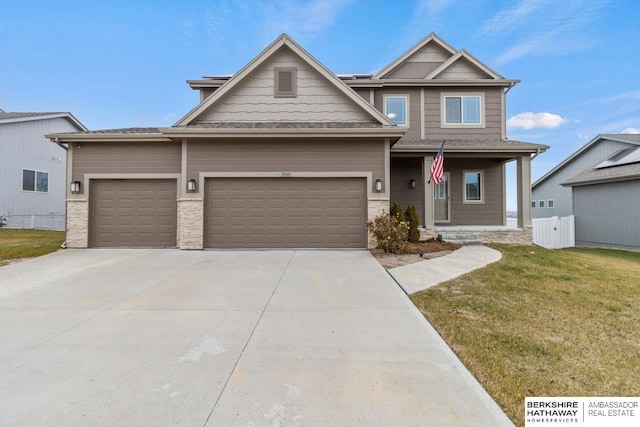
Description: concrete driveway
0,249,512,426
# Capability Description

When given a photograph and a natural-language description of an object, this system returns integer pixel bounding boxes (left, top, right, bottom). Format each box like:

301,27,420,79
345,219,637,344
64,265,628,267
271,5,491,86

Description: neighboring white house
0,109,87,230
532,133,640,250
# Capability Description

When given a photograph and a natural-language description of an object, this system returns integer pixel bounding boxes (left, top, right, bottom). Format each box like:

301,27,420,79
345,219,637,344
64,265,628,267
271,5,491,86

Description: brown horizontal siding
187,139,385,192
390,157,425,224
443,158,504,226
72,142,181,182
374,88,421,140
423,87,502,140
386,62,440,79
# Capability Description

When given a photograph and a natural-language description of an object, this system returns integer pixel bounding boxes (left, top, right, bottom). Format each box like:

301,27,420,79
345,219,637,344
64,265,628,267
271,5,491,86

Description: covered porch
389,139,547,241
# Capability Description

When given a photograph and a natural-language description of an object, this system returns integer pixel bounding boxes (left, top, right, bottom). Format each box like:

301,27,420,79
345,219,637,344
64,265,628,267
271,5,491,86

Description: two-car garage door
205,177,367,248
89,177,367,248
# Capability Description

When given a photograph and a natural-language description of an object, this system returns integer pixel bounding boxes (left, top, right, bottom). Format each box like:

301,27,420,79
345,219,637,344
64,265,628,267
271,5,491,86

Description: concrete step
438,233,483,246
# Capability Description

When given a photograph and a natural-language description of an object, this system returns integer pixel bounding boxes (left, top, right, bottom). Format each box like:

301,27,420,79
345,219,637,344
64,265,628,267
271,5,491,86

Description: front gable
374,33,456,79
426,50,504,80
176,35,393,128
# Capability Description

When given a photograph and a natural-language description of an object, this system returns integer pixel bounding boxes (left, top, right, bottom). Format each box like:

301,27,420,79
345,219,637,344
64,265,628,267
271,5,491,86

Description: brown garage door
205,178,367,248
90,179,177,248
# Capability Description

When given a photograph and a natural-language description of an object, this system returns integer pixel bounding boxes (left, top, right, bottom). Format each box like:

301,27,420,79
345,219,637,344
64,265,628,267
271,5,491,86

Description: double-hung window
463,170,483,203
442,93,484,127
22,169,49,193
384,95,408,126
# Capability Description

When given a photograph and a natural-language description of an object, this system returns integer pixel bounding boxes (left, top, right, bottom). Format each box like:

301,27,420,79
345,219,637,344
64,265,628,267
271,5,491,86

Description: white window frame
462,170,484,204
384,95,409,127
441,92,485,128
21,168,49,193
539,200,545,208
532,201,537,208
547,199,554,208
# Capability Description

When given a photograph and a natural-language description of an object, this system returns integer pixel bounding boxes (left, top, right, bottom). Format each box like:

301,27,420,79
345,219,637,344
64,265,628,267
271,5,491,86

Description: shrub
366,211,409,254
405,204,421,243
390,202,406,223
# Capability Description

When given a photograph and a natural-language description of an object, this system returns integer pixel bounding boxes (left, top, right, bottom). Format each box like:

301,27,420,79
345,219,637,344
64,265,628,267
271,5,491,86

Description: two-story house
1,110,86,230
47,33,546,249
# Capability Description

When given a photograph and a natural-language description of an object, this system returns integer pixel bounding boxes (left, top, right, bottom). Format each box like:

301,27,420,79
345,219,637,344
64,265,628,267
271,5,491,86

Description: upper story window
463,170,483,203
22,169,49,193
384,95,408,126
441,93,484,128
274,68,296,97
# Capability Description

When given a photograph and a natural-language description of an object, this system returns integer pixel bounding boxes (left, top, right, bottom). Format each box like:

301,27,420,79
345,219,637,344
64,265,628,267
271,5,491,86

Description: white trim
547,199,555,208
539,200,545,208
420,88,425,139
463,170,484,204
441,92,485,128
383,94,409,127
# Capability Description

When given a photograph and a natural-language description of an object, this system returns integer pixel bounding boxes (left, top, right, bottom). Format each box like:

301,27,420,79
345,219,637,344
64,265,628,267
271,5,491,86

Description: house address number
280,172,291,177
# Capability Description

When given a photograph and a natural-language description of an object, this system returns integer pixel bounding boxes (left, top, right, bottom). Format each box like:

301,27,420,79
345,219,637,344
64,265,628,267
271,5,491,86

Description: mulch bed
369,239,461,269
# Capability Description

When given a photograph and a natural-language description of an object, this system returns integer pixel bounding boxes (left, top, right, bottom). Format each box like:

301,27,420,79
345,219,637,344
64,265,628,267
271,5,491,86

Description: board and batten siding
573,180,640,250
71,142,181,186
0,117,76,229
187,139,385,193
533,139,636,219
194,49,372,124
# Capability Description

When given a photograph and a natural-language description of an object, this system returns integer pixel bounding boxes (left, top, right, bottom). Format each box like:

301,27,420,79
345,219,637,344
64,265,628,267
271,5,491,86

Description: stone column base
66,199,89,248
177,199,204,249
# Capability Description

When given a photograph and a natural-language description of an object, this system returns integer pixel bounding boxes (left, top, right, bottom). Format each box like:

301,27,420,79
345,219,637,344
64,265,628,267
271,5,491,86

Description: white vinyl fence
532,215,575,249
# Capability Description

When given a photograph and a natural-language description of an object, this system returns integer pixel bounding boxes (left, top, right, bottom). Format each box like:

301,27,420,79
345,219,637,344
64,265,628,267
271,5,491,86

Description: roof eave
345,79,519,88
391,145,548,153
46,132,172,143
561,174,640,187
160,127,405,139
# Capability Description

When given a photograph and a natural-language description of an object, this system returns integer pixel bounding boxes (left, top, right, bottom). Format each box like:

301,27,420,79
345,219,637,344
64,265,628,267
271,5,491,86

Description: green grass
410,245,640,427
0,229,65,265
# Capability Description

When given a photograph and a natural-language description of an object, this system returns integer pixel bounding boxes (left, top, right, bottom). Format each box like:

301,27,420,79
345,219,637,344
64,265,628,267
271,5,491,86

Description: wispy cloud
507,112,568,130
480,0,610,66
622,127,640,134
203,0,353,55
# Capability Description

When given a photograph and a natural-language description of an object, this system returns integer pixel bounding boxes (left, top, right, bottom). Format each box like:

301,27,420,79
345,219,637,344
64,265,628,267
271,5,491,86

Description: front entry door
434,172,450,222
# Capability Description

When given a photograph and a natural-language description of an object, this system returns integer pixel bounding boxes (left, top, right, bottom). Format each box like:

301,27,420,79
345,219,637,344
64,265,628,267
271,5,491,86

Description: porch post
516,155,532,228
423,156,434,227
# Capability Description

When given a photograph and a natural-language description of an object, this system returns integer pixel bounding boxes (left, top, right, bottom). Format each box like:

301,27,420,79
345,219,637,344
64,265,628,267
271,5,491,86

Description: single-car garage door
90,179,177,248
205,177,367,248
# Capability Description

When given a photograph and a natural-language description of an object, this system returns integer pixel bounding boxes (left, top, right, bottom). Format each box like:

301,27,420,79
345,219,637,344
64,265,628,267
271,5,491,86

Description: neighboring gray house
532,134,640,249
0,110,87,230
47,33,547,249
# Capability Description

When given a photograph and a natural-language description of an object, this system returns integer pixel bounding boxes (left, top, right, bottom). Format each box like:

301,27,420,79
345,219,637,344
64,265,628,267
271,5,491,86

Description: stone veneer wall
476,227,533,245
367,198,389,249
66,199,89,248
177,199,204,249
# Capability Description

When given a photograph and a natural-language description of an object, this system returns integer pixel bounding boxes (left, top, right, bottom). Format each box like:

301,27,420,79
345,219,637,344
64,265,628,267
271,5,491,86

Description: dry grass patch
0,229,64,266
410,245,640,426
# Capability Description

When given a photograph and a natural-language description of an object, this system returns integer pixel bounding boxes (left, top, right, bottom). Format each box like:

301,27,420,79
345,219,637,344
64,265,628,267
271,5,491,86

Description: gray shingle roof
0,111,67,120
184,121,384,129
562,162,640,186
393,138,548,151
52,127,161,135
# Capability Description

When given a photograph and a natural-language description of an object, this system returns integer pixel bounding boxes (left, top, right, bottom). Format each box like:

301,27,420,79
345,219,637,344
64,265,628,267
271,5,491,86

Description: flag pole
427,139,446,184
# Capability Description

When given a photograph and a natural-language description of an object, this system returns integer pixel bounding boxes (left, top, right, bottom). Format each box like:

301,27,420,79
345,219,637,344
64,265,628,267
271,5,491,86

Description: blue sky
2,1,639,210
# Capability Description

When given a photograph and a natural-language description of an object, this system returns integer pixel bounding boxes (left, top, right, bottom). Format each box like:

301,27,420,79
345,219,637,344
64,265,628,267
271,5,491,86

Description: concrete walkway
389,245,503,294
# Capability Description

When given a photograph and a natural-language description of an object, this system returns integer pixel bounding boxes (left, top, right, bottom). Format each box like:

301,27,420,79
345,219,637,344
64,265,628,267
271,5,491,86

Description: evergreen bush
405,204,421,243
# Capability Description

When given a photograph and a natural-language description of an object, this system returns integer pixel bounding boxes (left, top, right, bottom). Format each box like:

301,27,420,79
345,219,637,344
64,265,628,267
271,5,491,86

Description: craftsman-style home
48,33,547,249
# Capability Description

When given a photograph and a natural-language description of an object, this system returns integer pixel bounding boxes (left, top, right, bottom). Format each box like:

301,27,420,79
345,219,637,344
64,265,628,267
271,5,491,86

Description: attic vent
274,68,296,97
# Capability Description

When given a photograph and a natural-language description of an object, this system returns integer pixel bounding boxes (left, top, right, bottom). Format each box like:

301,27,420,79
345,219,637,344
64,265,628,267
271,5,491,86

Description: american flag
430,148,444,184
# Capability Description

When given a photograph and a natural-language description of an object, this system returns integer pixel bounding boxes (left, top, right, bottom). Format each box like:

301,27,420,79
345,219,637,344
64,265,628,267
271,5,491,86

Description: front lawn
410,245,640,426
0,229,65,266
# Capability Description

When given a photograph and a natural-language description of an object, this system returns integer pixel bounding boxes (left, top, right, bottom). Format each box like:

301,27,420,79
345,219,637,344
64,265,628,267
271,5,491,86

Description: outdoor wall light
187,179,197,192
375,178,383,192
410,179,416,189
70,181,81,194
